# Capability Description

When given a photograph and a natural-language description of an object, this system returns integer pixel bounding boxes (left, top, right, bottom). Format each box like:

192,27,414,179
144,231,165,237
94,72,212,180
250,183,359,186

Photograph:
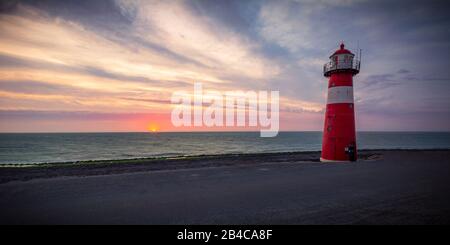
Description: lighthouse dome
330,43,354,57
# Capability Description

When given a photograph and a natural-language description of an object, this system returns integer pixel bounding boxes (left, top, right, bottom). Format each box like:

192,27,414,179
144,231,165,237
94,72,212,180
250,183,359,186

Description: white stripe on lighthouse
327,86,354,104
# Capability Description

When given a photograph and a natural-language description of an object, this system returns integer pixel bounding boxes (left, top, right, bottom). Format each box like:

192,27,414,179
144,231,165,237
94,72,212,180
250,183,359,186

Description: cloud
114,0,280,80
0,109,154,120
0,2,280,113
256,0,368,54
0,0,449,131
359,73,399,89
397,69,410,74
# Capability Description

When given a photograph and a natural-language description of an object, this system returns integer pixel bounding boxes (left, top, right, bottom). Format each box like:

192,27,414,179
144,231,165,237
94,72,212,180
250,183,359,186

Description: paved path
1,150,449,224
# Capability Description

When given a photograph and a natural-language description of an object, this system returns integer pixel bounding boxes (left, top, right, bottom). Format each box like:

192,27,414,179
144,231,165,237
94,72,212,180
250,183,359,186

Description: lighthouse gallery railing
323,59,360,75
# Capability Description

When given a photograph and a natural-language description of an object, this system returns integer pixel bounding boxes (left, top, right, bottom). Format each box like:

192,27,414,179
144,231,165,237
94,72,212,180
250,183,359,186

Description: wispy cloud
0,0,449,132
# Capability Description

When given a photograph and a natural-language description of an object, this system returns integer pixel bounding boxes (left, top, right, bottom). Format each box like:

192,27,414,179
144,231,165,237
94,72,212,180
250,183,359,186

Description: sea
0,132,449,165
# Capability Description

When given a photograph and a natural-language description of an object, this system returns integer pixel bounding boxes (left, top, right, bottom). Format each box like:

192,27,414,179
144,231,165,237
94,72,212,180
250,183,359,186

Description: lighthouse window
327,126,332,132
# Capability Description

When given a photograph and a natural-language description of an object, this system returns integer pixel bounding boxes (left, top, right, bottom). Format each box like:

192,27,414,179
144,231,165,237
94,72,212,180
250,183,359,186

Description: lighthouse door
326,114,336,159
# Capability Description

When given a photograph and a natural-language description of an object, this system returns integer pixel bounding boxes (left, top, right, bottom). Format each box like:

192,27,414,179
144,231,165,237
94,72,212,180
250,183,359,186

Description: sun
147,122,160,133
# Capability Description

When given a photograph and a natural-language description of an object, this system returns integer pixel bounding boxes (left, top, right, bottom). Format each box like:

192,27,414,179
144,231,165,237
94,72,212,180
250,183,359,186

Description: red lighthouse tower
321,43,360,162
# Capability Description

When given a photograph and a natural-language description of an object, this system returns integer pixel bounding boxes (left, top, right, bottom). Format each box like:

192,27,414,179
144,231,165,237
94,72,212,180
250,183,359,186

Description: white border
320,157,351,163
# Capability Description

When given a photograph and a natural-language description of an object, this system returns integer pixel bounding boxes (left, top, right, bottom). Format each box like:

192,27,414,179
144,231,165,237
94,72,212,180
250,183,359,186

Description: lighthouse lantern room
321,43,360,162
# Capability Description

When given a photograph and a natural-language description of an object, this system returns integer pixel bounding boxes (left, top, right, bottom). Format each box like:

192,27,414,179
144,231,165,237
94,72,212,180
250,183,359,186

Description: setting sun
148,122,160,133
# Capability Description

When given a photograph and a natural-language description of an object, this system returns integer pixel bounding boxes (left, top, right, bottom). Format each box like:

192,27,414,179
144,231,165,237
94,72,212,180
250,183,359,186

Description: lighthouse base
320,157,354,163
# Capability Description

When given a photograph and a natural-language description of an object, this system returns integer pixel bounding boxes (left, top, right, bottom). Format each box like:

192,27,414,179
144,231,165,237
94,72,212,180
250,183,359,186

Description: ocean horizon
1,131,449,165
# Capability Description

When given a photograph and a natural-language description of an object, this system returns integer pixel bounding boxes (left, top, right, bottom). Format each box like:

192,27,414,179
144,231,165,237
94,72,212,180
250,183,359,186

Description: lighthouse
321,43,360,162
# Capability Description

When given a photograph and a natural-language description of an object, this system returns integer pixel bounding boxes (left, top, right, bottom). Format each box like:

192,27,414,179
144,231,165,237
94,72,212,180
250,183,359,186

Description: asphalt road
1,150,449,224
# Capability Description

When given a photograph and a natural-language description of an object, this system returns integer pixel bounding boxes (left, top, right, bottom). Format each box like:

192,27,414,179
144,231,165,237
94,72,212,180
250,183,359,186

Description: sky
0,0,449,132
